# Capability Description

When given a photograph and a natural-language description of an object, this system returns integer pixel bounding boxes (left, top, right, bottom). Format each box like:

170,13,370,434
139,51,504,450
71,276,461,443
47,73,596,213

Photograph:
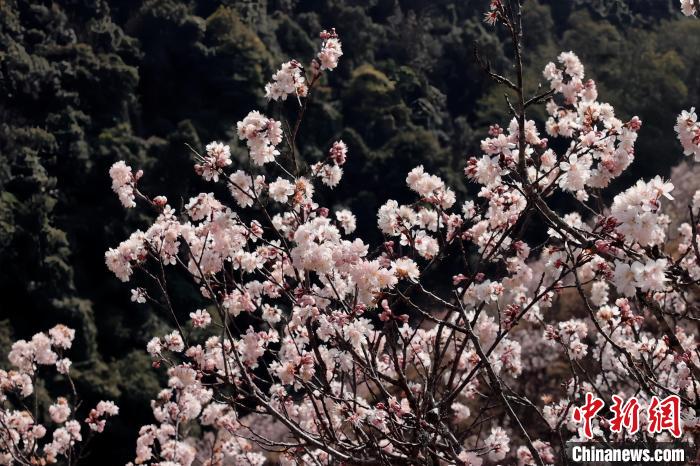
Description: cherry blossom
681,0,698,16
0,327,117,464
265,60,307,101
194,141,232,182
92,7,700,465
317,29,343,71
109,160,141,208
675,107,700,161
236,111,283,166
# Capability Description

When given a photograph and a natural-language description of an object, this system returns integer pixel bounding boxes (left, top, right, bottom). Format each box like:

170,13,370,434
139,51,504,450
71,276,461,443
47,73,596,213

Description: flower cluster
317,29,342,71
109,160,141,208
265,60,307,101
609,176,673,247
675,107,700,161
680,0,698,16
265,29,342,103
98,10,700,466
0,326,117,464
8,324,74,376
612,259,668,296
236,111,283,166
483,0,503,25
104,227,147,282
130,362,267,466
194,141,232,182
541,52,640,198
311,140,347,188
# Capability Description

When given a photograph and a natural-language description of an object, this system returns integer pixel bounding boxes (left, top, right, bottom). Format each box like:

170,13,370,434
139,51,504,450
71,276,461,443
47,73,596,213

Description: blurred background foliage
1,0,698,462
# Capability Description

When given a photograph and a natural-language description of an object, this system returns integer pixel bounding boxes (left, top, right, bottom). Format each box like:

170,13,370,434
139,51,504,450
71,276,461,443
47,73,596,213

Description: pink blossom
317,29,343,71
109,161,140,208
189,309,212,328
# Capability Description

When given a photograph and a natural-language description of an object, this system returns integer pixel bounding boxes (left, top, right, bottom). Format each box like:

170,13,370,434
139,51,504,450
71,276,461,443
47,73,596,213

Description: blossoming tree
0,325,118,465
5,0,700,465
